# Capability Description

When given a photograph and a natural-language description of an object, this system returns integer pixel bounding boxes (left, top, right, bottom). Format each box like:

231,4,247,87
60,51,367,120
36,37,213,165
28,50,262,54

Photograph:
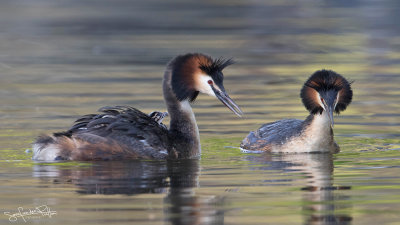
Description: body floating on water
33,53,243,161
241,70,353,153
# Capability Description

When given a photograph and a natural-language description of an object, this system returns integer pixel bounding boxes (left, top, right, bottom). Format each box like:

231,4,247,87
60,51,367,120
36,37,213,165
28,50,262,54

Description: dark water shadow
244,153,353,225
33,159,224,225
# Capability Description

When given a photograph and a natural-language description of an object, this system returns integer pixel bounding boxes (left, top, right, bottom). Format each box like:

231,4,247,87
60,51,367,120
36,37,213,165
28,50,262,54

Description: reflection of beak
211,86,243,117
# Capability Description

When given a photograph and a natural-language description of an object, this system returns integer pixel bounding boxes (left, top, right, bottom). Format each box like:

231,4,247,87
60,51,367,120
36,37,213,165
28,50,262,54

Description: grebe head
300,70,353,126
170,53,243,116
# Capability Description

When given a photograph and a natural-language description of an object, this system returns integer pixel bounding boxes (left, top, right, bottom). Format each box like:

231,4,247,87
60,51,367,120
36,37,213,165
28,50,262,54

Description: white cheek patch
316,92,326,111
334,92,340,109
195,73,216,97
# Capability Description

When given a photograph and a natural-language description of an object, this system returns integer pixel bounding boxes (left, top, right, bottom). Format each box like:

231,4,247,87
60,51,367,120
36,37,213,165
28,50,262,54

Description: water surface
0,0,399,224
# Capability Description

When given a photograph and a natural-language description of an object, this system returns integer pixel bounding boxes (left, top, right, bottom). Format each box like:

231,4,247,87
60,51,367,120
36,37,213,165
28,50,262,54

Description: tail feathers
33,134,82,161
32,135,63,161
240,131,271,151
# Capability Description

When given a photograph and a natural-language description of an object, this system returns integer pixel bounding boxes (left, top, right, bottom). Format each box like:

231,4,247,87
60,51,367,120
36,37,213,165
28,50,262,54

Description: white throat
303,111,334,152
311,111,332,131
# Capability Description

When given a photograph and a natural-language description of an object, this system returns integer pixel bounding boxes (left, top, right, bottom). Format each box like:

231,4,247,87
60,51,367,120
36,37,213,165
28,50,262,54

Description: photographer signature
4,205,57,222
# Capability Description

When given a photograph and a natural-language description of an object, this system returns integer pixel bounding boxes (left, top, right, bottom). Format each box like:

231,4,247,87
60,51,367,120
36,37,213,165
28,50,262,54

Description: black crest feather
300,70,353,114
199,57,234,75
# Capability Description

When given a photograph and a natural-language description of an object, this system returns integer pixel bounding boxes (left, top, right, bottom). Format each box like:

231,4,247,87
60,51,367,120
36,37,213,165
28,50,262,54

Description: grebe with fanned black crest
33,53,243,161
241,70,352,153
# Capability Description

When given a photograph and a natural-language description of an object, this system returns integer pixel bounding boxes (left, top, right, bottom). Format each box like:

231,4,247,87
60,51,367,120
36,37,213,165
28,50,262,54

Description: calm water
1,0,399,224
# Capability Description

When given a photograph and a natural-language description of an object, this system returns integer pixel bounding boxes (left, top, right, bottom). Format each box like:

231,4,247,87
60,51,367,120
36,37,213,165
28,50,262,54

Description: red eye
208,80,213,85
320,98,324,103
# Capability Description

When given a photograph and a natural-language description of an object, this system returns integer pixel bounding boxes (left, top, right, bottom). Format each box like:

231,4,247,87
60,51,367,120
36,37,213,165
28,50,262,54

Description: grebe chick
149,111,168,129
241,70,352,153
33,53,243,161
149,111,168,124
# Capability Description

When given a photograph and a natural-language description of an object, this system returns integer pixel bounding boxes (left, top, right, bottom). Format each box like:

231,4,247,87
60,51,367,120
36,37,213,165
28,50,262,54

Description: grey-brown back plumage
36,106,171,160
241,119,307,150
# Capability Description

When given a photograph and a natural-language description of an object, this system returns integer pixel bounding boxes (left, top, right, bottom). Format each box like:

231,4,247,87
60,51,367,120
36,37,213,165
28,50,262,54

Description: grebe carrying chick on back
33,53,243,161
241,70,352,153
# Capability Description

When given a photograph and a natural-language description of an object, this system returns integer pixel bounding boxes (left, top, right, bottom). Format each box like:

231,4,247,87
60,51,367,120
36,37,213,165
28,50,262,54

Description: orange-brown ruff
33,53,243,161
241,70,352,153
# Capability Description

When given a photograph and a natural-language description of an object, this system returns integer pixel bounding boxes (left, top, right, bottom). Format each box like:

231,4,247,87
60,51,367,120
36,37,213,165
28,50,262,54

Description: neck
163,68,201,159
302,111,336,152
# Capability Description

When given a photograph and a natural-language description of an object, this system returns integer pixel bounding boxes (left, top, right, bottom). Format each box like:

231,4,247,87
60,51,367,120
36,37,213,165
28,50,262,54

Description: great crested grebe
33,53,243,161
241,70,352,153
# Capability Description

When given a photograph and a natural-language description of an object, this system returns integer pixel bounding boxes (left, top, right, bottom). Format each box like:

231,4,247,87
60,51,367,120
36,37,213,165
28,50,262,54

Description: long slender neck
163,67,201,159
302,111,337,152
